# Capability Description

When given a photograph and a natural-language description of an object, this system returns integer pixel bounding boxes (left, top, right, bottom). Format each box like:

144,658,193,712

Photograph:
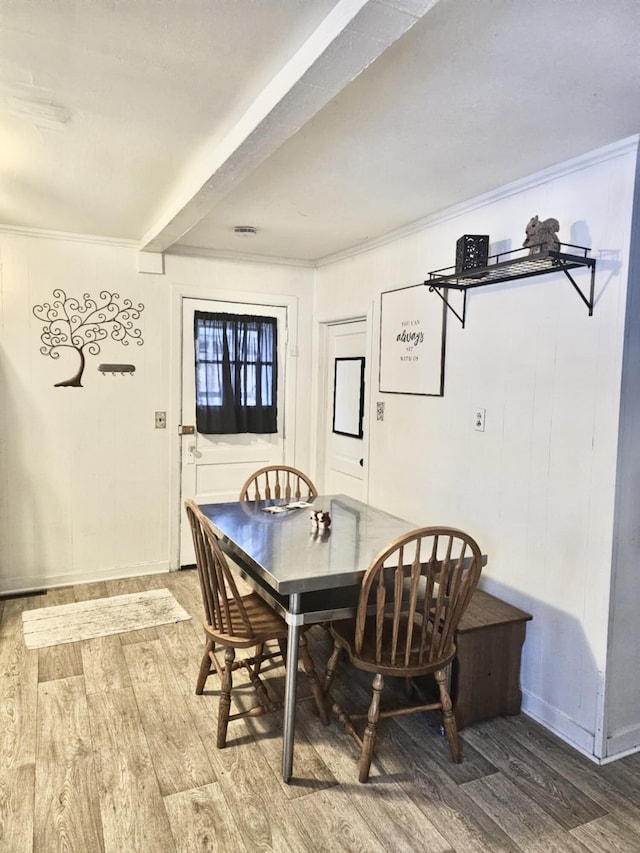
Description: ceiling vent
233,226,257,237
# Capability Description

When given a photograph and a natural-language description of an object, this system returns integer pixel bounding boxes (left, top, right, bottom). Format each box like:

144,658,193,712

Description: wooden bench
450,588,532,729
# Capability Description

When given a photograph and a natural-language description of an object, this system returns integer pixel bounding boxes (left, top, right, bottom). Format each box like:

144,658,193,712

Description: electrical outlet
155,411,166,429
377,401,385,421
473,408,486,432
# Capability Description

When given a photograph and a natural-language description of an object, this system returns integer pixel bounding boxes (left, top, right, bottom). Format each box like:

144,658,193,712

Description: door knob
187,443,202,463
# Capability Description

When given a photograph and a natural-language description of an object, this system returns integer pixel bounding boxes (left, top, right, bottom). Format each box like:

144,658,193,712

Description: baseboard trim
521,689,599,762
605,724,640,759
0,561,171,597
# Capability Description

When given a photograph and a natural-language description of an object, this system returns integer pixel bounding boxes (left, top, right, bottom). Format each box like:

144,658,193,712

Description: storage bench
450,588,532,729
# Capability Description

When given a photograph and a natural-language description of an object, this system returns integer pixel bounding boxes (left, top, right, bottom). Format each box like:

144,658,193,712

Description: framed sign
379,284,446,396
332,356,365,438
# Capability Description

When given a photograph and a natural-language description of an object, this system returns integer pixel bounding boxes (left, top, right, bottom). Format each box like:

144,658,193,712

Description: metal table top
198,494,415,596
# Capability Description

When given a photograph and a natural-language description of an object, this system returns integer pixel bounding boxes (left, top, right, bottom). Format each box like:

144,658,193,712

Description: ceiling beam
138,0,440,253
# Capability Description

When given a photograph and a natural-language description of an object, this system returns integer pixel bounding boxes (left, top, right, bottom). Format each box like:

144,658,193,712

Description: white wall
313,138,639,761
0,234,172,591
0,235,314,593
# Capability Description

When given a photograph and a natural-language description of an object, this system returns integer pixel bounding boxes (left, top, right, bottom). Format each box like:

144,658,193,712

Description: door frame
313,306,374,498
169,282,300,569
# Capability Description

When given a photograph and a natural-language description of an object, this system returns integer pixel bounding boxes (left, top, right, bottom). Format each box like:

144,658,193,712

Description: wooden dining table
197,493,418,782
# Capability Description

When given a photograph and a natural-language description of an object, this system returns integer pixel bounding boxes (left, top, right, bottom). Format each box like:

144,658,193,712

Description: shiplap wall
313,138,639,762
0,235,172,590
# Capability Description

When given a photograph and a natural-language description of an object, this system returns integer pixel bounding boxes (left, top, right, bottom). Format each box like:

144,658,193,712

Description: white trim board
0,223,138,248
520,688,640,765
166,245,315,268
0,560,171,598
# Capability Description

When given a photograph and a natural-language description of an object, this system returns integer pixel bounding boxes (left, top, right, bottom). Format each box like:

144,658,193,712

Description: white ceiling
2,0,639,264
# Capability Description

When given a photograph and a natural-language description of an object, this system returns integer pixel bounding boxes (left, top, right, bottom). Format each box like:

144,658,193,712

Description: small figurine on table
310,510,331,529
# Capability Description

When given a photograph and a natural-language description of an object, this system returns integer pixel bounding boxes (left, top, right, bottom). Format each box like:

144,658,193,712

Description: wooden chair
323,526,483,782
239,465,318,502
185,500,328,747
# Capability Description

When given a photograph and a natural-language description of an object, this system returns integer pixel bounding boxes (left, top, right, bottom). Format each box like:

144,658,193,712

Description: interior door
323,320,368,499
180,298,288,565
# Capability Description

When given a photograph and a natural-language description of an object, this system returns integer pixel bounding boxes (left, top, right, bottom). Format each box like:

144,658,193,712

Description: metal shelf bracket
559,263,595,315
427,282,468,328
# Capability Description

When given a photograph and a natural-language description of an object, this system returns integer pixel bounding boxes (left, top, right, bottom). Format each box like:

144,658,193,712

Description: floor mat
22,587,191,649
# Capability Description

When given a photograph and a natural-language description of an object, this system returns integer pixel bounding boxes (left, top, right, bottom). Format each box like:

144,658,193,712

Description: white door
180,298,288,565
323,320,368,499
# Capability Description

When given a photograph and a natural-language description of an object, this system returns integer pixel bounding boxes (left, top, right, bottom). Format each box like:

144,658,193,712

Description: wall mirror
332,356,365,438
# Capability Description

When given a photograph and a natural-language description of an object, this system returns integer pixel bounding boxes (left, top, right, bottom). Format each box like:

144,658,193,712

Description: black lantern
456,235,489,273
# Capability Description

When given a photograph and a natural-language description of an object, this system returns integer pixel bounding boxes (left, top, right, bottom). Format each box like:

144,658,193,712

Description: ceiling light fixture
233,225,257,237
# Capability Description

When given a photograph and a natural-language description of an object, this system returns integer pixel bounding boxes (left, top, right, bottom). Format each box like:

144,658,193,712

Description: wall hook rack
98,364,136,375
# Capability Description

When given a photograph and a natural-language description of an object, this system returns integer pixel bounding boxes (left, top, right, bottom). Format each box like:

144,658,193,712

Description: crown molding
316,135,640,267
166,244,315,268
0,222,313,267
1,136,637,268
0,223,137,248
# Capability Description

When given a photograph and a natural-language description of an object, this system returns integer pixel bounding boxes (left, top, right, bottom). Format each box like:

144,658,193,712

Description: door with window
180,298,288,565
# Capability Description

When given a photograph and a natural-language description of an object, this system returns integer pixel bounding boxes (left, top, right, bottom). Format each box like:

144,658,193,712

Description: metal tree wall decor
32,289,144,387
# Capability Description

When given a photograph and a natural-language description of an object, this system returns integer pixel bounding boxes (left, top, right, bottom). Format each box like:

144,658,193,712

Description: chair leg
217,647,235,749
360,673,384,783
435,667,461,763
299,632,329,725
404,676,417,698
246,656,279,714
254,642,265,675
323,641,342,694
195,637,215,695
277,638,287,665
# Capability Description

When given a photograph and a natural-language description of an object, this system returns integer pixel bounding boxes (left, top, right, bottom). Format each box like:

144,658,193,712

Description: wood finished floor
2,570,640,852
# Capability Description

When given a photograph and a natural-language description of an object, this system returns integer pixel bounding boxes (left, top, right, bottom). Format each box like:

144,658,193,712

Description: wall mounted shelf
425,243,596,327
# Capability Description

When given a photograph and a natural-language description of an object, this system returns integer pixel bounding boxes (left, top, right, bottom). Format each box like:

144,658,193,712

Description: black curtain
194,311,278,434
